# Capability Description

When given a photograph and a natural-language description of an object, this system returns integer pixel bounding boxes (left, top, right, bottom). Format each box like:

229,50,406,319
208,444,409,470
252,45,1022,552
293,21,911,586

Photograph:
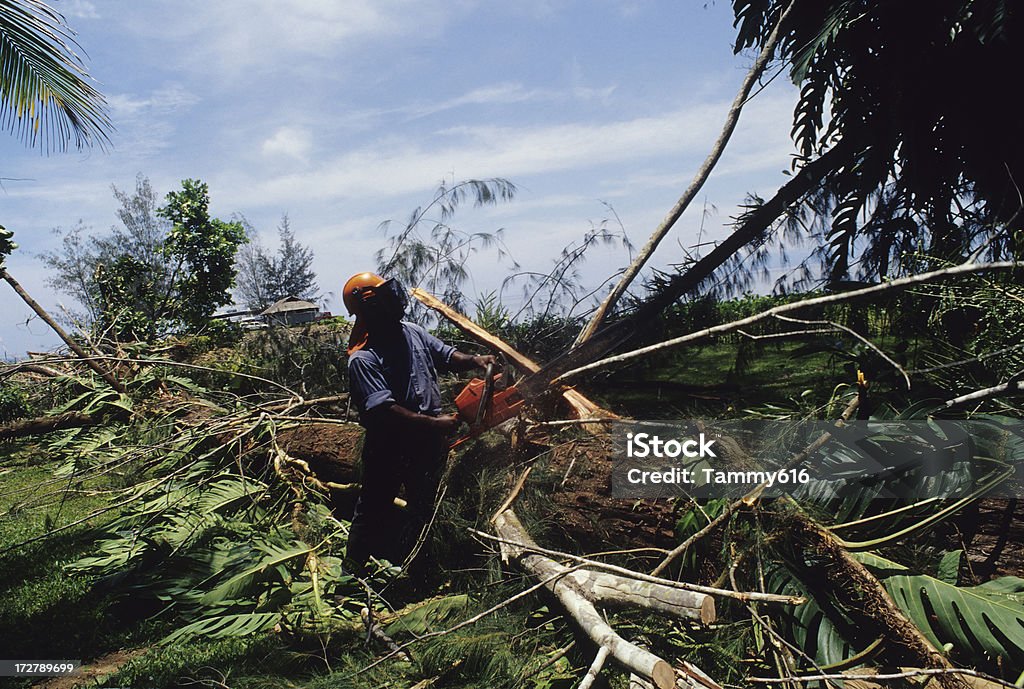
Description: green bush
0,382,31,424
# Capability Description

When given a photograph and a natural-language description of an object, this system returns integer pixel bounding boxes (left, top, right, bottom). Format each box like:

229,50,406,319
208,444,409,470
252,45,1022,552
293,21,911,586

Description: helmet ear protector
352,277,408,315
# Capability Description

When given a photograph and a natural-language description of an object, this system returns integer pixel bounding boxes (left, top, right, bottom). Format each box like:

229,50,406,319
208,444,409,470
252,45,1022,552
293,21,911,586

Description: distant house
261,296,320,326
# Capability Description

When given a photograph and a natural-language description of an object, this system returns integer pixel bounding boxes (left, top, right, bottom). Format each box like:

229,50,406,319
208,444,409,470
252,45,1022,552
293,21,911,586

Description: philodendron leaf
856,552,1024,668
936,549,963,585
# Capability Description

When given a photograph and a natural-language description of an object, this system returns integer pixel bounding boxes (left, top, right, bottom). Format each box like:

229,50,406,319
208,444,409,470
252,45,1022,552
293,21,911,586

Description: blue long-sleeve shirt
347,321,456,418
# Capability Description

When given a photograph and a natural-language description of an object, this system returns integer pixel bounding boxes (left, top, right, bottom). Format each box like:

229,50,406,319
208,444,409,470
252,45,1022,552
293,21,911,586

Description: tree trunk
1,268,126,393
410,287,616,420
576,0,798,345
509,142,855,400
775,511,968,689
0,412,96,441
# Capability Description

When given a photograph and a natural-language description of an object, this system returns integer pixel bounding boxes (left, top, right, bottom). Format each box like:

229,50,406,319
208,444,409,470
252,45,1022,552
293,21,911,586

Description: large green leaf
200,541,311,606
161,612,282,645
792,420,1014,548
853,552,1024,670
884,574,1024,668
767,564,873,668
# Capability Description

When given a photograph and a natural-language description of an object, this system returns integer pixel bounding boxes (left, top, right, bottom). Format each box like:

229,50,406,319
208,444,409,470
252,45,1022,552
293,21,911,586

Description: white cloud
220,91,793,211
61,0,99,19
149,0,471,80
107,84,199,118
103,84,199,159
261,127,313,161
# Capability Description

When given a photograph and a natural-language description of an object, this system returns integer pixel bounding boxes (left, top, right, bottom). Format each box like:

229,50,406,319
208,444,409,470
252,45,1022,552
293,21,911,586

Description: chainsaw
450,363,525,448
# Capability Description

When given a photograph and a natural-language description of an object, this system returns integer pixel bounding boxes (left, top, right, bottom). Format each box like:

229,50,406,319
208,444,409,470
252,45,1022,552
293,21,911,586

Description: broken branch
556,261,1020,383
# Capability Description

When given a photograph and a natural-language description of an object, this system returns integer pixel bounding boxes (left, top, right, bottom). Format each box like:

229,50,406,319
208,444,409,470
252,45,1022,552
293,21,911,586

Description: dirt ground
33,649,147,689
955,496,1024,580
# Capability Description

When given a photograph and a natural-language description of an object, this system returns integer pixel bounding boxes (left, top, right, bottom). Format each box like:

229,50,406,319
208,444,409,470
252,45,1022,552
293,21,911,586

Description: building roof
261,296,319,315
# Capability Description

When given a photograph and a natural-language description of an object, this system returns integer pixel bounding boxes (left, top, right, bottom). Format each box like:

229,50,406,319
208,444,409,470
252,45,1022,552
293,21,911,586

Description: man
342,272,495,572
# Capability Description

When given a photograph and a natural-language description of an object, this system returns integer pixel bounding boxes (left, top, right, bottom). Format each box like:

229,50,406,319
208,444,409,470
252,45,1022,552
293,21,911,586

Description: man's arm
366,403,460,434
448,351,497,373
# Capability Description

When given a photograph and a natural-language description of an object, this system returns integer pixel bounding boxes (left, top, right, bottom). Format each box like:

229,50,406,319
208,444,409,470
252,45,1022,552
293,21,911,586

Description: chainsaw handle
474,362,495,427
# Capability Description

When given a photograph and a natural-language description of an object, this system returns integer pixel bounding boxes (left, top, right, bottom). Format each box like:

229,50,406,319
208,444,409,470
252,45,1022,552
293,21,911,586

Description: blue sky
0,0,801,359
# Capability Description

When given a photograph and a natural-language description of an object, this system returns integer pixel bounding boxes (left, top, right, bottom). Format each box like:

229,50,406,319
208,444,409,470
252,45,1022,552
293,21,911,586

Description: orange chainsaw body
454,373,525,430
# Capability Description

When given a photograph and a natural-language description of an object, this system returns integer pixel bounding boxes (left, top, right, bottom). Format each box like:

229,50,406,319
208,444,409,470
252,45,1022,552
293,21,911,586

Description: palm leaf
0,0,112,151
767,564,869,667
160,612,282,645
200,540,311,605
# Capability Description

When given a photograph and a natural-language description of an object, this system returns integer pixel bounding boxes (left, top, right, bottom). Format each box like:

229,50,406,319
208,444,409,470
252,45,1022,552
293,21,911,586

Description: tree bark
0,412,95,441
775,511,968,689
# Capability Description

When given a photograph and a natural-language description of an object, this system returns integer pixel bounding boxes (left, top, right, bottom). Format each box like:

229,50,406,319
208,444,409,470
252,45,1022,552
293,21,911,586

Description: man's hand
432,414,461,434
450,351,499,373
473,354,498,370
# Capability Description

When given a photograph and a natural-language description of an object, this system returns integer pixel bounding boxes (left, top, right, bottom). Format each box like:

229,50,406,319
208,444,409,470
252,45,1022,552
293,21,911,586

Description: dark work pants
345,425,448,570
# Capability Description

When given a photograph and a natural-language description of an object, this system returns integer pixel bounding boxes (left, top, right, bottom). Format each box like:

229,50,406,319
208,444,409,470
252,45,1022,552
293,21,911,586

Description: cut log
410,288,616,421
572,569,715,625
494,509,716,689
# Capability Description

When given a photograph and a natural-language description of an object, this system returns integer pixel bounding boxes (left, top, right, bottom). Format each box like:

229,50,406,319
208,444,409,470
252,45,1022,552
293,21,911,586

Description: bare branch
774,313,911,389
556,261,1020,384
944,380,1024,408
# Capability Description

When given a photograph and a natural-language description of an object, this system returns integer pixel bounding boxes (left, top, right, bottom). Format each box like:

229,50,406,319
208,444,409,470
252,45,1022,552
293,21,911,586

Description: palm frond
0,0,112,151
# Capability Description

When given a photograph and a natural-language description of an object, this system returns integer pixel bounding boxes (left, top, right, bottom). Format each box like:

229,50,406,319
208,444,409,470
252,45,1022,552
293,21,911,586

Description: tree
234,214,318,313
375,177,518,323
156,179,247,332
732,0,1023,280
0,0,122,387
40,177,246,340
41,175,172,327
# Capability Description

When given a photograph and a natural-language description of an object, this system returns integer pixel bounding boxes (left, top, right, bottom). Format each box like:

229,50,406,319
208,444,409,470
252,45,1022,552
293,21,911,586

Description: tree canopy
235,214,319,313
42,176,246,340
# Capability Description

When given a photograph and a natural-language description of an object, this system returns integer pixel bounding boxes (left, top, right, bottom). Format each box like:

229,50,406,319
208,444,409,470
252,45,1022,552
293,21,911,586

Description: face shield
367,277,408,318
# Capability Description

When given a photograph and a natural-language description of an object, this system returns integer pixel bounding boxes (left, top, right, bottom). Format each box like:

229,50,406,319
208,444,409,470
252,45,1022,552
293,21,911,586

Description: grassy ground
0,444,129,689
0,438,575,689
0,334,922,689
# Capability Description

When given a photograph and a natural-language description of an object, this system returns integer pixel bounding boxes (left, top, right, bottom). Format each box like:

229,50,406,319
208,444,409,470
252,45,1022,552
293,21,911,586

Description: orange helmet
343,272,386,317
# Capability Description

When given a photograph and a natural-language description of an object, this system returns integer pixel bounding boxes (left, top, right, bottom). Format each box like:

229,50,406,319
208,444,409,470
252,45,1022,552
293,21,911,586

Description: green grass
0,444,128,689
594,340,853,419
